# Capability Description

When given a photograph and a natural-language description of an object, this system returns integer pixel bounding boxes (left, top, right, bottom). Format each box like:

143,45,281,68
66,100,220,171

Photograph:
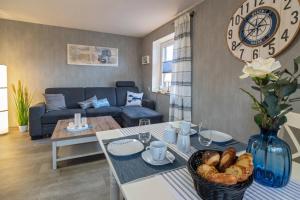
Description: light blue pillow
78,96,97,109
92,98,110,108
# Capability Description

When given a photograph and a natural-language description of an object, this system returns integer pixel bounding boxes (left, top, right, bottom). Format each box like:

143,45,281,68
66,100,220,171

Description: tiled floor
0,128,110,200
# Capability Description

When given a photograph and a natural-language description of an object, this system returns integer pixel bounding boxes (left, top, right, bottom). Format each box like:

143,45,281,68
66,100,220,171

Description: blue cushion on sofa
85,87,117,106
92,98,110,108
41,109,86,124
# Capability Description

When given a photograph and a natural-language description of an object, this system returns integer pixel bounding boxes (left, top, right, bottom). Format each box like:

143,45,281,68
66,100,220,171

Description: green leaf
240,88,265,113
289,97,300,102
294,56,300,74
279,79,298,97
264,94,280,117
254,114,264,127
280,104,292,110
251,86,261,91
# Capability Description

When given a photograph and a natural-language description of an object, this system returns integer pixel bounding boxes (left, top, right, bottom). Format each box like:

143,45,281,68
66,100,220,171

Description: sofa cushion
121,106,163,127
92,98,110,108
45,88,85,109
116,87,139,106
125,91,143,106
78,96,97,109
41,109,86,124
43,93,66,112
85,87,117,106
86,107,122,117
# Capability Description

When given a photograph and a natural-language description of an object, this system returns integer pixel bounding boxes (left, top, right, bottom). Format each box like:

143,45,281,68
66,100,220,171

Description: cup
146,141,167,161
138,132,151,144
163,125,176,144
74,113,81,128
180,121,191,135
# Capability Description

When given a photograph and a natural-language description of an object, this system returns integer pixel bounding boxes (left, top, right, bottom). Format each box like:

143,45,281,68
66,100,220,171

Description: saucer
141,150,175,166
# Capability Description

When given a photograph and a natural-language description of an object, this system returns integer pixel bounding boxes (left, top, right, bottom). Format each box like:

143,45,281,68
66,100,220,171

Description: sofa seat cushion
121,106,163,127
41,109,86,124
86,107,122,117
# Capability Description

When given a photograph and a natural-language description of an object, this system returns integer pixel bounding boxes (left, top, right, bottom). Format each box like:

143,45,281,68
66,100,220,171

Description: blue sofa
29,81,163,140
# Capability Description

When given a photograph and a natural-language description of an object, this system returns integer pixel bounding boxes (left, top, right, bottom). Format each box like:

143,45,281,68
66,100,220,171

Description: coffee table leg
110,169,120,200
52,142,57,170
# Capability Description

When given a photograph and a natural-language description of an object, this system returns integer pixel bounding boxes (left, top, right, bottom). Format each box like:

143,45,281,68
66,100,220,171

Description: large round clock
227,0,300,62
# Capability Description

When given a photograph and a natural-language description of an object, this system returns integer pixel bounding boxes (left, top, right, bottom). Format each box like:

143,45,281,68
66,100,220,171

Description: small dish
200,130,233,143
107,139,144,156
66,124,89,132
142,150,175,166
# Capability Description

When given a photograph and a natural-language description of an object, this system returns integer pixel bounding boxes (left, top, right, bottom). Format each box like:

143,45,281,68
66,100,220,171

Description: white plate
200,130,233,143
142,150,175,166
107,139,144,156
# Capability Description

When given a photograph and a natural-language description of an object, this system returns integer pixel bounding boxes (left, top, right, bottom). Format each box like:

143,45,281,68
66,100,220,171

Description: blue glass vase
246,128,292,188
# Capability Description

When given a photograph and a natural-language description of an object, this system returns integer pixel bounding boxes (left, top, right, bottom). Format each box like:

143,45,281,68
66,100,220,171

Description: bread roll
225,165,249,182
196,164,218,179
202,151,220,166
219,147,236,172
236,153,254,176
208,173,238,185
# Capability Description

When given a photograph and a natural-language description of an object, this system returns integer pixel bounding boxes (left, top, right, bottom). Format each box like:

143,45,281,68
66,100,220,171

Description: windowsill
151,90,170,96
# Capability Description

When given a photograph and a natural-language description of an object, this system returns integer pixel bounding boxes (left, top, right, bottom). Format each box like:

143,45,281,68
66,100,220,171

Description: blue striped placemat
103,134,187,184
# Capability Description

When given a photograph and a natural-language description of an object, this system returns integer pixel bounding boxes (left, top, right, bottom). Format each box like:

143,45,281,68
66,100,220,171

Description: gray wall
141,0,300,143
0,19,142,126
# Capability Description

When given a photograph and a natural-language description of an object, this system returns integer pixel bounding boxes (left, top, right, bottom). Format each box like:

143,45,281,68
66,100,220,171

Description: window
152,33,174,93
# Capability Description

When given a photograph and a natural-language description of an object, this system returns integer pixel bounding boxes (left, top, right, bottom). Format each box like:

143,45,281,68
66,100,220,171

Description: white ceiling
0,0,203,37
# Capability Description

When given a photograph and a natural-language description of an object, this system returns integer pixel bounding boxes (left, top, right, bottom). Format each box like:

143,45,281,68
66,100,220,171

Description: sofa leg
30,135,45,140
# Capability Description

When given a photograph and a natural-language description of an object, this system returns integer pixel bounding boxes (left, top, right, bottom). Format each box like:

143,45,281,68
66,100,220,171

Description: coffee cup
164,125,176,144
146,141,167,161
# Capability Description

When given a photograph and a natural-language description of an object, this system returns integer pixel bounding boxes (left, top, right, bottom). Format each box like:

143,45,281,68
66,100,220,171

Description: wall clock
227,0,300,62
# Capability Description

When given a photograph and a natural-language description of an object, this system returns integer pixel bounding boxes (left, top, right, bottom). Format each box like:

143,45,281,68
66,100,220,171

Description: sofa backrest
85,87,117,106
45,88,85,109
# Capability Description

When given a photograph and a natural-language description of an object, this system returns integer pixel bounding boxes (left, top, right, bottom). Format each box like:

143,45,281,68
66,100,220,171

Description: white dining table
96,122,300,200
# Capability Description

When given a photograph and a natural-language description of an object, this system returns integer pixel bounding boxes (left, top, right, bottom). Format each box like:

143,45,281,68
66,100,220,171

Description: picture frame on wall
67,44,118,67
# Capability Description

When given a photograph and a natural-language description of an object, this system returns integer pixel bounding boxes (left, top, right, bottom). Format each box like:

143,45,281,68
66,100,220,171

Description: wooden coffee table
51,116,120,169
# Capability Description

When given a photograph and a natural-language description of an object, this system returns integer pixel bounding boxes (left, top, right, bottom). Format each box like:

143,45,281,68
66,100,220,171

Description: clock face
227,0,300,62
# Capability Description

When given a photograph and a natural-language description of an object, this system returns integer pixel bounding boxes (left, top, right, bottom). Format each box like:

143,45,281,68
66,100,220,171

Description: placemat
103,135,187,184
190,127,247,152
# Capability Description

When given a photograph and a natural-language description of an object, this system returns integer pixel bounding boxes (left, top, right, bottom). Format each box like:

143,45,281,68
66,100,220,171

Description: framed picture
67,44,118,67
142,56,150,65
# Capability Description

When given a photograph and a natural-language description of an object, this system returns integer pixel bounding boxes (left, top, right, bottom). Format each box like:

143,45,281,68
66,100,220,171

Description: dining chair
278,112,300,181
281,112,300,160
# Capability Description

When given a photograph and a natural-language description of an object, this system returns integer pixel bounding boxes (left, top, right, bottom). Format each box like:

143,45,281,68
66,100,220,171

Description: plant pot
19,125,28,133
246,128,292,188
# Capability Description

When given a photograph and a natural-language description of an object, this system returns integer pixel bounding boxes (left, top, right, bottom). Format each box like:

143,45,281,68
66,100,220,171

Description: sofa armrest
29,102,46,139
142,99,156,110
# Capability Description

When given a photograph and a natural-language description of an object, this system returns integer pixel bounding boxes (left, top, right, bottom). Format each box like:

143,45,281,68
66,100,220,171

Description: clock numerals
230,15,241,26
240,49,245,59
254,0,264,7
281,29,289,42
232,41,238,51
253,49,259,60
291,11,299,25
284,0,292,10
228,29,233,39
241,3,249,15
263,38,276,56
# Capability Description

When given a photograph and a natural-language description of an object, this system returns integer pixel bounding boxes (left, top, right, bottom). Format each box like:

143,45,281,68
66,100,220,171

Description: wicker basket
187,150,253,200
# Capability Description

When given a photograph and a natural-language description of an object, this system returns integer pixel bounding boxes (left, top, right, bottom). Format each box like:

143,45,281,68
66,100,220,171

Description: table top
51,116,120,141
96,122,300,200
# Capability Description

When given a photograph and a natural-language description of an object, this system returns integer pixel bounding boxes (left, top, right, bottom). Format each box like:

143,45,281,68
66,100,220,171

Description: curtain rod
171,11,195,25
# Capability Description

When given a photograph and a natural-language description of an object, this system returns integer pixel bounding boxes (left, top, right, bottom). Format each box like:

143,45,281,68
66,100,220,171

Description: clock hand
240,16,256,28
235,28,257,49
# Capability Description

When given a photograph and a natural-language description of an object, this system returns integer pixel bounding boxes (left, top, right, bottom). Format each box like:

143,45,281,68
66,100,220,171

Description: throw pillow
44,94,66,112
92,98,110,108
78,96,97,109
125,91,143,106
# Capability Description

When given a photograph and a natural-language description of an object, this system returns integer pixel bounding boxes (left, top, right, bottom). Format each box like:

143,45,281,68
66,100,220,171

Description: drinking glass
81,117,87,127
138,132,152,144
139,119,151,126
198,120,212,146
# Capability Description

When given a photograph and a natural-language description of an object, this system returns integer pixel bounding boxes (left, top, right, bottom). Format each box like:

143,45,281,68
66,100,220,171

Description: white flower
240,57,281,79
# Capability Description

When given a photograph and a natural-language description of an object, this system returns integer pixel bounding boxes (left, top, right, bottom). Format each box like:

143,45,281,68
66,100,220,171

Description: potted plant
240,57,300,188
12,80,32,133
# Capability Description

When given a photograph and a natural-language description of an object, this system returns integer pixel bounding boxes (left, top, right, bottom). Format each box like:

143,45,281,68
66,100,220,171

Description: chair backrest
282,112,300,159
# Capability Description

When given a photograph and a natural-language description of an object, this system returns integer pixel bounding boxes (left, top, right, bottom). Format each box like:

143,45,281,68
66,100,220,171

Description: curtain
169,13,192,122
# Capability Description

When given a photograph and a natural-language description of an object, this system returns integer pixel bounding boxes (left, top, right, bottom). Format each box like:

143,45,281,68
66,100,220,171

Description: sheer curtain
169,13,192,122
